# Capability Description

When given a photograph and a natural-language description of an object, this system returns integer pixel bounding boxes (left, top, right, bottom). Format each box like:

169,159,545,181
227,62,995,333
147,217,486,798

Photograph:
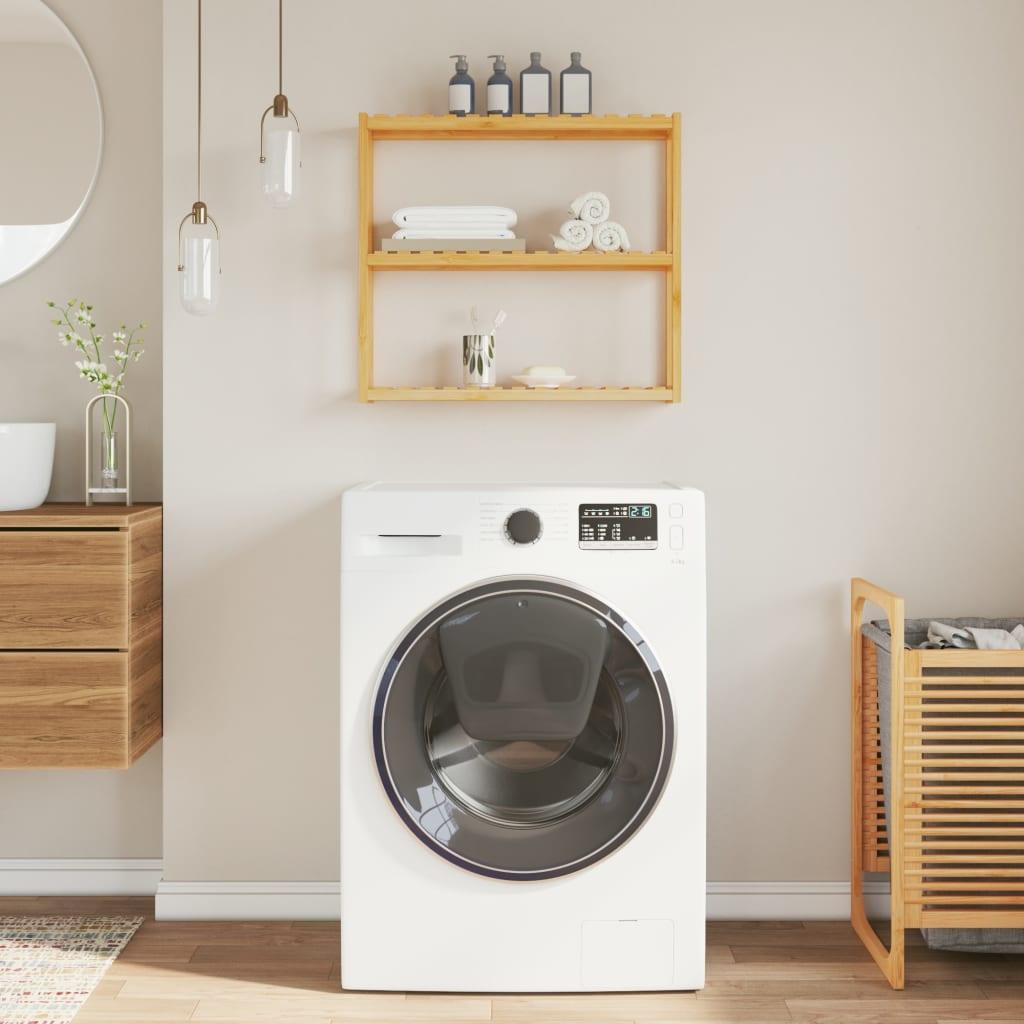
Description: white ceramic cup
0,423,56,511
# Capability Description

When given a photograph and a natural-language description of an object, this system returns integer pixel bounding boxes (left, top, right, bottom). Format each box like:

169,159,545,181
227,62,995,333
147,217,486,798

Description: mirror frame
1,1,104,286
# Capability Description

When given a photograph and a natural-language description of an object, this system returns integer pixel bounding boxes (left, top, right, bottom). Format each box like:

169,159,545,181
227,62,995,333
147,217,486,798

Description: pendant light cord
197,0,203,202
278,0,283,96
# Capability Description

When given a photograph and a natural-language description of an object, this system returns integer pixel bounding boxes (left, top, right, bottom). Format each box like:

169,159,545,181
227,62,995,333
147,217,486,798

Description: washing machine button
669,503,684,518
670,525,684,550
505,508,542,545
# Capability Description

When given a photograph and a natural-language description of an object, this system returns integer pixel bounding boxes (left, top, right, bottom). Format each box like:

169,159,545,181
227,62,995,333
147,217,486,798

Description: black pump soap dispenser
486,54,513,116
448,55,474,116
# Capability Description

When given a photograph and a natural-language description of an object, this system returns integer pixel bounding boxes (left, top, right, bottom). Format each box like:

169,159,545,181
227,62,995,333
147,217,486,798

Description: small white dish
512,374,577,389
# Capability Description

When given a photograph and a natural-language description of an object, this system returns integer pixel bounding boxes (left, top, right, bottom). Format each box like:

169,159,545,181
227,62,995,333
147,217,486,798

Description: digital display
579,503,658,549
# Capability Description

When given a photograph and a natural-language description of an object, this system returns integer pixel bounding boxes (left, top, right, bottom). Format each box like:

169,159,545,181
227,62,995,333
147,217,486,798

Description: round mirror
0,0,102,285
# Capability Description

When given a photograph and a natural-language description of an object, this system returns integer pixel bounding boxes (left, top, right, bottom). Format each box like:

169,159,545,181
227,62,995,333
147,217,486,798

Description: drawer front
0,652,128,768
0,531,127,649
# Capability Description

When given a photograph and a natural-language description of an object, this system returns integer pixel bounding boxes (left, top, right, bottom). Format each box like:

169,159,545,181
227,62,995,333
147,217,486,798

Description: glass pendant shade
262,113,301,207
179,215,220,315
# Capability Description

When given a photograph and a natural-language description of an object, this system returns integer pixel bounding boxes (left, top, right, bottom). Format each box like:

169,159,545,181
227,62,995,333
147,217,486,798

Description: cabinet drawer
0,652,128,768
0,531,127,648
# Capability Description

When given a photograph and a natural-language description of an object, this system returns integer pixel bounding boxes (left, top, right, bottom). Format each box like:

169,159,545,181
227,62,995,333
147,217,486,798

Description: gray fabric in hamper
862,618,1024,954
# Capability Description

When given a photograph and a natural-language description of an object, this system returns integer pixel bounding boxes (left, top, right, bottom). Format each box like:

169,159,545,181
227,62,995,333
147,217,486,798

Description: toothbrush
470,306,480,332
492,309,507,332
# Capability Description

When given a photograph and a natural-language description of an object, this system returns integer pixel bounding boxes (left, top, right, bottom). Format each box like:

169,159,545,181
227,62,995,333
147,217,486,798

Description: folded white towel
390,222,513,234
569,192,610,226
552,219,593,252
592,220,631,252
392,228,516,240
393,205,517,228
926,621,1024,650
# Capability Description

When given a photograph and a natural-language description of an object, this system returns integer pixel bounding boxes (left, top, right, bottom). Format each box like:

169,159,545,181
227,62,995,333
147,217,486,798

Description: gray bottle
486,54,513,116
519,52,551,116
448,55,474,116
560,51,592,116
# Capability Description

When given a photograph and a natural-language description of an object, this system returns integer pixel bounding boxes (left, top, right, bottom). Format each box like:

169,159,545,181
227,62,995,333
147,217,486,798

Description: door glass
374,580,672,880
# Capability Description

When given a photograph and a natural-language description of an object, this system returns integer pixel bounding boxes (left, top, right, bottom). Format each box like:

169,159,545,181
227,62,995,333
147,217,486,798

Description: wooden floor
3,898,1024,1023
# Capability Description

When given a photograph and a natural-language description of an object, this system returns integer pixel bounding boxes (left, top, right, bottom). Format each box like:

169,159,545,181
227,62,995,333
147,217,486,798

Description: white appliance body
341,484,706,992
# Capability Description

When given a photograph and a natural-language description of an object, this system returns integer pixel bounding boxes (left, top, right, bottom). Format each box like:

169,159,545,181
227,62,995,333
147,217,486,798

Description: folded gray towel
924,620,1024,649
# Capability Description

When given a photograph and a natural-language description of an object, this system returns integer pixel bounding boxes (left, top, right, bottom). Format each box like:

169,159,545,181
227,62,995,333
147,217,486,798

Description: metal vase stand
85,392,132,506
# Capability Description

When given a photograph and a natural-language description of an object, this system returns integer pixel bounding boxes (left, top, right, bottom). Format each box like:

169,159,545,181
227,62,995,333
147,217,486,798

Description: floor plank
2,899,1022,1024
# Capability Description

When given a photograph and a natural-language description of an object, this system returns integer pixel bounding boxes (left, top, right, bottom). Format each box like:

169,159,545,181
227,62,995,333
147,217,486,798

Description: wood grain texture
0,530,127,648
0,502,161,529
365,386,675,402
0,899,1008,1024
129,513,163,760
0,503,161,767
0,652,127,767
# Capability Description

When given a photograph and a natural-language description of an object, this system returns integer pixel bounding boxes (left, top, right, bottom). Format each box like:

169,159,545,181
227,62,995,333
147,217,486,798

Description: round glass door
373,578,673,880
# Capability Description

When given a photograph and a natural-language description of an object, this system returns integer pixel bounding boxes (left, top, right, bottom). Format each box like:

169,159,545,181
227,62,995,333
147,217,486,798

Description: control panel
579,503,658,550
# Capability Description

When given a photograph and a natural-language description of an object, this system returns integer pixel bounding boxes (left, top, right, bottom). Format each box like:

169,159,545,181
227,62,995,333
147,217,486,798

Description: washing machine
340,483,705,992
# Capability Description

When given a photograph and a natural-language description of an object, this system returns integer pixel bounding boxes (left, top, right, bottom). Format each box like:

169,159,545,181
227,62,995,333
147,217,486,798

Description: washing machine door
373,578,673,880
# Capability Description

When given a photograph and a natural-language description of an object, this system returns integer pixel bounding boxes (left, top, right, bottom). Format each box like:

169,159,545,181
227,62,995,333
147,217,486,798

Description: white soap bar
523,365,566,377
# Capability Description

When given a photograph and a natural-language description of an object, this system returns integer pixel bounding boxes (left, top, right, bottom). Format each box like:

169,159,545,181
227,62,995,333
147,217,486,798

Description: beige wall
163,0,1024,885
0,0,162,859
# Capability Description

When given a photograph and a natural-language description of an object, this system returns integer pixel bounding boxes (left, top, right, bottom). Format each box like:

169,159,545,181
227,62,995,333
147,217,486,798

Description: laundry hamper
851,579,1024,989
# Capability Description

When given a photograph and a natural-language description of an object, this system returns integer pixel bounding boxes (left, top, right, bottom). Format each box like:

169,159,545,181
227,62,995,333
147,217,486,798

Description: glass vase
101,431,119,489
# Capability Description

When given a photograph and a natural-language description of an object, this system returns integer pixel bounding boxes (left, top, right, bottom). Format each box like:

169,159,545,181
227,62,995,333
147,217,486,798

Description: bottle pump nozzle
449,54,468,72
487,54,507,73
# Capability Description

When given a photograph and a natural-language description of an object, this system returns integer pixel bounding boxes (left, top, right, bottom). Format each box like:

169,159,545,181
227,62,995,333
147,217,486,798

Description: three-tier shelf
358,113,681,402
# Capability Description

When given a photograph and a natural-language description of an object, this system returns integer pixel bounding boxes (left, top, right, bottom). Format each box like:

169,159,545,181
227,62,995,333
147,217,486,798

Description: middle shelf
366,250,672,271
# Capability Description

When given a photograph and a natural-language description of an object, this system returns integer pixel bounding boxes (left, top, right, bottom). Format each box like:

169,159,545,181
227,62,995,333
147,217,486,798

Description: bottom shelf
365,386,675,403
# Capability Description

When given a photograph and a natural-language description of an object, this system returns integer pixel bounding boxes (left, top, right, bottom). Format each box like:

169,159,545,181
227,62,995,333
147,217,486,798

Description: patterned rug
0,916,142,1024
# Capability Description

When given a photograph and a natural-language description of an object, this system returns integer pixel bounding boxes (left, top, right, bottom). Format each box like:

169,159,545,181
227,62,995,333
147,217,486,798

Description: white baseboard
0,863,891,922
0,858,163,896
706,880,890,921
156,880,341,920
157,879,891,922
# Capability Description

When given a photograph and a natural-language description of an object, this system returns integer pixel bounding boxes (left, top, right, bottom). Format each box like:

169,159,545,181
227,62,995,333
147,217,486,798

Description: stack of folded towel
553,192,631,253
392,206,518,240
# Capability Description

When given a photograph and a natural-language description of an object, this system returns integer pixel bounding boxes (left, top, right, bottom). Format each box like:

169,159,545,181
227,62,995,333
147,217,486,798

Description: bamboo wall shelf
358,113,681,403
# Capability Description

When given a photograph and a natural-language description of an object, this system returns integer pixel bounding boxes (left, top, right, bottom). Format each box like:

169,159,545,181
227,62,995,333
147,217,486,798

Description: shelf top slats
367,250,672,270
366,386,674,403
363,113,676,141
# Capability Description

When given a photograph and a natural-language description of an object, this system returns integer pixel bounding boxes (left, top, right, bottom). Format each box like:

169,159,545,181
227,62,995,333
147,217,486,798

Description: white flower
112,330,126,343
58,331,71,346
132,351,142,361
114,349,127,363
74,308,93,326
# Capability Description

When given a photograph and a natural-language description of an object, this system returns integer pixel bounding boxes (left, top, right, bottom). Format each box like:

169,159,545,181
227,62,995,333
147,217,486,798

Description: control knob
505,508,542,545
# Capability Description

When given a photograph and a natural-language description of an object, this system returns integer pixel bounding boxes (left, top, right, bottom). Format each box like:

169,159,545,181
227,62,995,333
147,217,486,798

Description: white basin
0,423,56,511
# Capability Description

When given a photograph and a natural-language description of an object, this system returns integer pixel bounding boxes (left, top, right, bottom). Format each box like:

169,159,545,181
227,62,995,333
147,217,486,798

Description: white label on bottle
561,74,589,114
487,83,510,113
449,83,471,114
521,74,548,114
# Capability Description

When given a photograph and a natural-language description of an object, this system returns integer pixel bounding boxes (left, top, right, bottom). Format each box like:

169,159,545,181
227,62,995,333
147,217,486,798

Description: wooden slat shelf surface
358,112,682,402
366,386,673,403
367,250,672,270
365,112,674,140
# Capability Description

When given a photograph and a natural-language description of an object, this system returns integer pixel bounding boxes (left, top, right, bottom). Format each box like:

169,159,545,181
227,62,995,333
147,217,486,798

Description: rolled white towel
393,205,517,228
592,220,631,253
568,191,610,225
552,218,593,252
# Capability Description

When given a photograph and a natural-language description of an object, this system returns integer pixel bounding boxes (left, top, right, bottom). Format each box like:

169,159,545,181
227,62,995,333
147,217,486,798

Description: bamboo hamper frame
851,577,1024,988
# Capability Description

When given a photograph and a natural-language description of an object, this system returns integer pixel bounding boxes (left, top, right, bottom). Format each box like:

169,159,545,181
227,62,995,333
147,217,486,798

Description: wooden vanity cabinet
0,503,162,768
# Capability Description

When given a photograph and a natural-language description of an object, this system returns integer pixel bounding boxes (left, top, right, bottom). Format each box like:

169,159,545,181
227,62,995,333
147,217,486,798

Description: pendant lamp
177,0,220,315
259,0,301,207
